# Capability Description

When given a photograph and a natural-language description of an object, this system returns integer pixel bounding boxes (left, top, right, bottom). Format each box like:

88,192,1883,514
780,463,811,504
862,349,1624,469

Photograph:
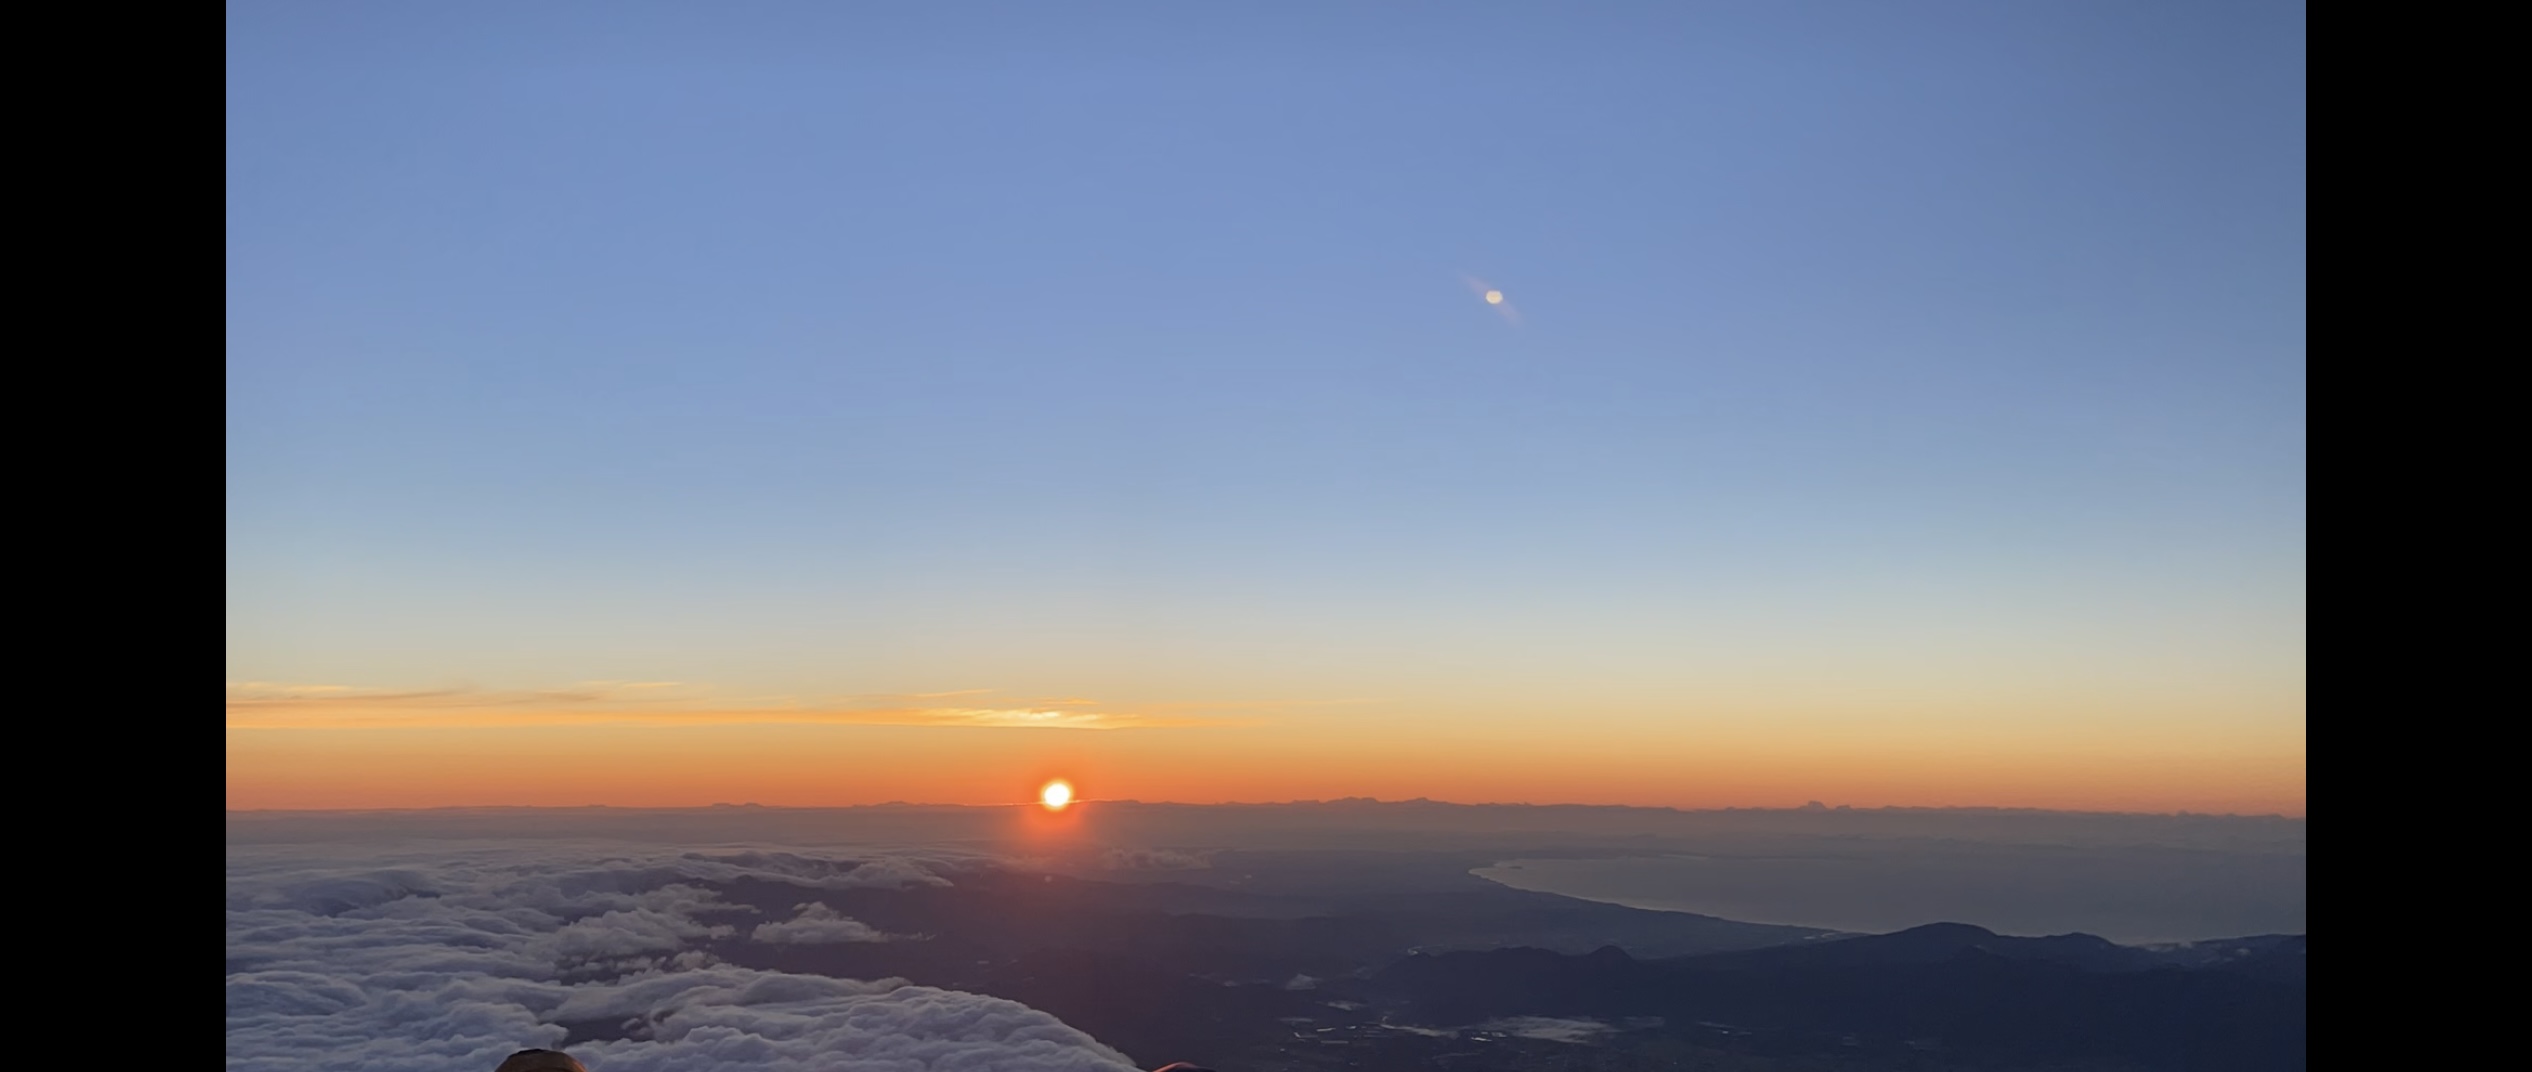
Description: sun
1484,290,1504,305
1039,780,1074,811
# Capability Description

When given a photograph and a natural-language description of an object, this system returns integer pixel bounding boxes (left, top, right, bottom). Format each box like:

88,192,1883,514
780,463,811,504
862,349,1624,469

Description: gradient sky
226,1,2306,814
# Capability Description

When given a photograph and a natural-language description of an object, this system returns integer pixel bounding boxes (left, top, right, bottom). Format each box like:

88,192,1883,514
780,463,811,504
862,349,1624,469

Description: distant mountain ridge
1373,922,2305,1070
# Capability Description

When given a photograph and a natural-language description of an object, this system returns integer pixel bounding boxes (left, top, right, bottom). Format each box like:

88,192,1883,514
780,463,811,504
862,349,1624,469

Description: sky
227,1,2306,814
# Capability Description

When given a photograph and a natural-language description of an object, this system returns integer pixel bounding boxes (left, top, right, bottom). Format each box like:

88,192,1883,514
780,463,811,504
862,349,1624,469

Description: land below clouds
231,798,2304,944
696,854,2301,1070
230,802,2304,1071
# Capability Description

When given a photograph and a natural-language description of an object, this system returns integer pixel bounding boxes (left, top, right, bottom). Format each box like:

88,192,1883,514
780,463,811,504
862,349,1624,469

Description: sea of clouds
226,842,1140,1072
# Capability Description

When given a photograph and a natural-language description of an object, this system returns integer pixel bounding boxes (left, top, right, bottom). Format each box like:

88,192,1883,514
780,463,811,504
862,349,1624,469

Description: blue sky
228,2,2303,808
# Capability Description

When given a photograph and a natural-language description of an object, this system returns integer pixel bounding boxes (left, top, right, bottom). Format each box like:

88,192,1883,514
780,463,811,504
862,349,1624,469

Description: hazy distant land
231,799,2304,942
229,801,2304,1071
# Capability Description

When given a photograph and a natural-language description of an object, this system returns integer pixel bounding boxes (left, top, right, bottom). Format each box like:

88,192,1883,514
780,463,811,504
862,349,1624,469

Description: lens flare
1039,780,1074,810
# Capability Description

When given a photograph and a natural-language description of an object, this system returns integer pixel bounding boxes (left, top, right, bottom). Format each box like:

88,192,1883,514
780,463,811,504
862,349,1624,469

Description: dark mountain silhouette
1691,920,2162,972
559,854,2301,1071
2202,934,2306,985
1370,923,2305,1071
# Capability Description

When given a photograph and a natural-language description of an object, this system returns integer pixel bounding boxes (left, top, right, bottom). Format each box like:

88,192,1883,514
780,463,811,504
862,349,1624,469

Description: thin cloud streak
225,682,1281,731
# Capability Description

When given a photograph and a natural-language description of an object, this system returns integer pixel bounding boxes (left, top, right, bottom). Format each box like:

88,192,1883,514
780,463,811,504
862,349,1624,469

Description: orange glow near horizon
223,719,2306,817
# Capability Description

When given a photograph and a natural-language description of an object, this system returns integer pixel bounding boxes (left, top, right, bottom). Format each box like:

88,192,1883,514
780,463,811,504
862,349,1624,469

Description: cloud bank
750,903,893,945
227,844,1137,1071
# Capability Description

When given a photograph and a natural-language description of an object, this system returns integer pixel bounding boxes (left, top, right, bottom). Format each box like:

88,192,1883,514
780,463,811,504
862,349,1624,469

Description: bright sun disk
1040,780,1073,810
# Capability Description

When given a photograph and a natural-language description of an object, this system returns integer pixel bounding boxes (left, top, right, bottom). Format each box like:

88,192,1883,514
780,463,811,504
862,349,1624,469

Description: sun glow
1039,780,1074,810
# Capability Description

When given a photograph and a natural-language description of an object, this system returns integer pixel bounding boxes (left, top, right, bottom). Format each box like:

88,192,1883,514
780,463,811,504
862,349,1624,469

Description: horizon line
225,797,2304,820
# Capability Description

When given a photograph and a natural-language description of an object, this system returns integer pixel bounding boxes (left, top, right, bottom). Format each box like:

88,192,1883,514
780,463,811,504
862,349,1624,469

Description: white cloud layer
751,903,891,945
227,844,1137,1072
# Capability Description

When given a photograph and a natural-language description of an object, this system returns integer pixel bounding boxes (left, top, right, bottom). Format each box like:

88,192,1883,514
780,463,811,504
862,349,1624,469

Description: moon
1461,275,1521,325
1039,780,1074,810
